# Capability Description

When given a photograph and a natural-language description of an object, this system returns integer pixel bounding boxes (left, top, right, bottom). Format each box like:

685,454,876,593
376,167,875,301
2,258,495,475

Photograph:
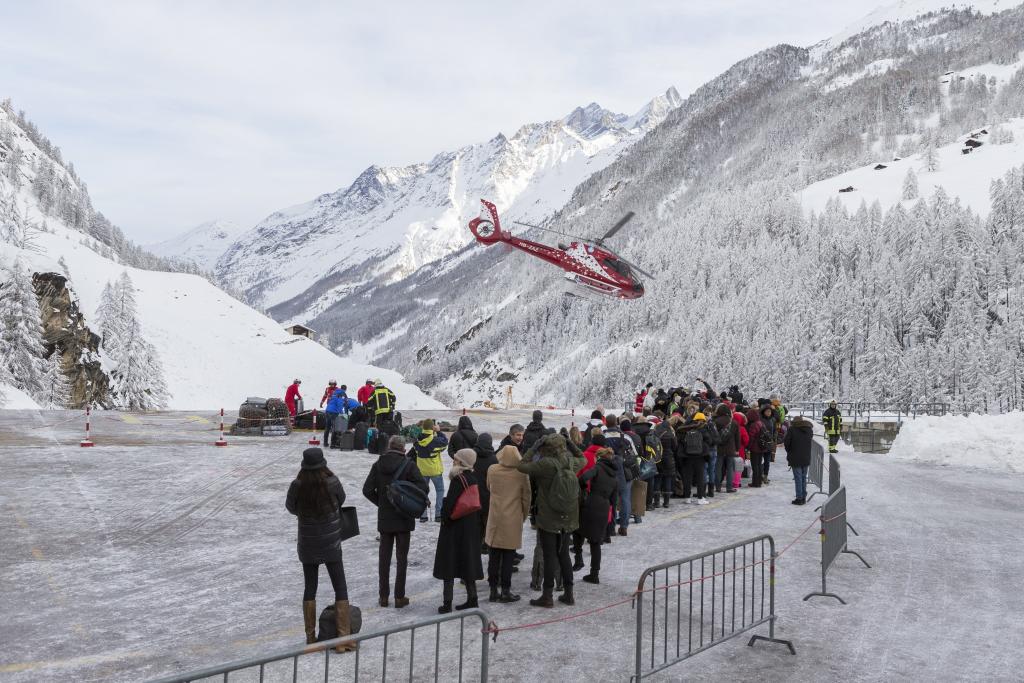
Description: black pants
488,548,516,589
827,434,840,453
443,578,477,604
571,532,602,572
379,531,410,600
302,561,348,601
323,412,338,446
538,529,573,592
763,451,772,479
750,454,764,486
682,457,705,498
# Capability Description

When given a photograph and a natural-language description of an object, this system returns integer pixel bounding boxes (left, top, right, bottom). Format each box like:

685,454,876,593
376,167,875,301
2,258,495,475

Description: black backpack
757,424,775,452
642,430,663,463
386,459,428,519
684,428,704,456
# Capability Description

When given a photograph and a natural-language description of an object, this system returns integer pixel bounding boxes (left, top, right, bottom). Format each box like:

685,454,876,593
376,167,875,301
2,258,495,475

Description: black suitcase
353,422,369,451
337,431,355,451
372,431,390,455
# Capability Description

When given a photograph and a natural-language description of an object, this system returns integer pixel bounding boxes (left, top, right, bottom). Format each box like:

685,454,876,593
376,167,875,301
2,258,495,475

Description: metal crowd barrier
149,608,491,683
632,534,795,681
789,401,949,425
802,486,870,605
806,440,826,503
828,454,859,536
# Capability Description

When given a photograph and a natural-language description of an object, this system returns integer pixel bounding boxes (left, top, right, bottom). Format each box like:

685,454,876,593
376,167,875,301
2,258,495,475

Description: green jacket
517,437,585,533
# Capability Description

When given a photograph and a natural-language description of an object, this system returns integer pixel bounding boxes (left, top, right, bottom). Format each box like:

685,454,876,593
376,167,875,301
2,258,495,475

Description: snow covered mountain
147,219,245,271
214,88,682,323
0,103,442,411
328,0,1024,411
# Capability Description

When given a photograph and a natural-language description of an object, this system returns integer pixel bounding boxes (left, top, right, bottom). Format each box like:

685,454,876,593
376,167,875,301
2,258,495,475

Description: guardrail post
748,541,796,654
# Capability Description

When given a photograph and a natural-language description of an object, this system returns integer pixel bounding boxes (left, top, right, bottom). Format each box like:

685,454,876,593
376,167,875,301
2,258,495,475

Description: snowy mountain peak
147,219,245,271
562,102,629,139
625,86,684,131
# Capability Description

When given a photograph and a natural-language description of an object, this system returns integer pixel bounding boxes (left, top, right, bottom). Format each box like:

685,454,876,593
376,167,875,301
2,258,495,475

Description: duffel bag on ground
317,603,362,641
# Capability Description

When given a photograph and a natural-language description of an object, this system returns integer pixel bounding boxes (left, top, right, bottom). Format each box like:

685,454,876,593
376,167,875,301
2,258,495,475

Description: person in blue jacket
324,389,349,446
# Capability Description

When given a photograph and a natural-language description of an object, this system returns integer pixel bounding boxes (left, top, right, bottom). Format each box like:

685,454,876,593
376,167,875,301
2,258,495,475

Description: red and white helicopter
468,199,652,300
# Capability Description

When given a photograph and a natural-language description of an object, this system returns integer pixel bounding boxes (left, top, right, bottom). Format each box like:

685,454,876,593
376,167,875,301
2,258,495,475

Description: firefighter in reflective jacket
822,400,842,454
366,382,396,426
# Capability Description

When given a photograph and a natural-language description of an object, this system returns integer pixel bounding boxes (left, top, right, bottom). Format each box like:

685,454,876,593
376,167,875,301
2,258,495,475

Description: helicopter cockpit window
607,258,631,277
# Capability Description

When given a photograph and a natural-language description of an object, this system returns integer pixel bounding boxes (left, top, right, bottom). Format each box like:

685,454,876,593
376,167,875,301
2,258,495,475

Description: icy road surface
1,409,1022,682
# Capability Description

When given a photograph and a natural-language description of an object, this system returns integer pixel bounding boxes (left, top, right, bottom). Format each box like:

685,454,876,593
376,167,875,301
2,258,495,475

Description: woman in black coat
363,436,429,608
285,448,356,652
578,448,619,585
433,448,485,613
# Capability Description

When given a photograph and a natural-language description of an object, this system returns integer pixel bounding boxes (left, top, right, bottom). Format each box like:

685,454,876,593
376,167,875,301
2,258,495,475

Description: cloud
0,0,868,241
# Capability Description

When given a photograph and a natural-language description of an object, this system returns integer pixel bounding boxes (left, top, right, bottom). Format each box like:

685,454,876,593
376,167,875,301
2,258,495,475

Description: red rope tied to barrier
484,510,834,640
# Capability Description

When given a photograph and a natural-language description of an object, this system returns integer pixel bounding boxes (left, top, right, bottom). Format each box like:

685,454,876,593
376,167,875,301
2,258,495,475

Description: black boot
498,588,521,603
529,591,554,608
582,572,600,584
489,585,500,602
572,551,585,572
662,493,670,508
456,583,478,610
558,585,575,605
438,602,452,614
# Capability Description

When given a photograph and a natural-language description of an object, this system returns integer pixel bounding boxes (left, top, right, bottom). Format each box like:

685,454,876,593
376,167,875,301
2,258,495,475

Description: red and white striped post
215,408,228,447
308,410,321,446
80,404,94,447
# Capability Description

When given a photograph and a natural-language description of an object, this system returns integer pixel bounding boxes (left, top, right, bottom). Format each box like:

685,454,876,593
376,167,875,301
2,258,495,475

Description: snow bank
888,411,1024,472
0,382,41,409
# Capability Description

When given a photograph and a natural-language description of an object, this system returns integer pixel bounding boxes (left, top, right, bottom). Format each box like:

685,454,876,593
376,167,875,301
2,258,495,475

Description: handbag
733,456,744,473
339,505,360,541
639,459,658,480
450,474,481,520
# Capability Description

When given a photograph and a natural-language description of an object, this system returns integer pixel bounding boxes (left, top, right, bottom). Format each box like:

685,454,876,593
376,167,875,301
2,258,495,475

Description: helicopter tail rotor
469,199,507,245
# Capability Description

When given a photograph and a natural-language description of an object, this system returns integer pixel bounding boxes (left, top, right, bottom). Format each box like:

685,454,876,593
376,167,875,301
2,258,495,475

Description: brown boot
302,601,317,644
333,600,358,653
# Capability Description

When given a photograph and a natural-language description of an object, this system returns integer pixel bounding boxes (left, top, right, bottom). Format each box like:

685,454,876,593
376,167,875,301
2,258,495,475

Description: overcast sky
0,1,871,242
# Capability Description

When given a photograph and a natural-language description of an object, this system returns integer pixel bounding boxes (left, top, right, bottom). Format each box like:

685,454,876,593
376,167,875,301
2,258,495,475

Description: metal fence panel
806,440,825,502
632,535,794,682
803,486,870,605
149,608,491,683
828,453,840,495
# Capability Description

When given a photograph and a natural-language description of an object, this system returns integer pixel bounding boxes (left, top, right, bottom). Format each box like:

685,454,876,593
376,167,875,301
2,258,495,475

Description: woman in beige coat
485,445,531,603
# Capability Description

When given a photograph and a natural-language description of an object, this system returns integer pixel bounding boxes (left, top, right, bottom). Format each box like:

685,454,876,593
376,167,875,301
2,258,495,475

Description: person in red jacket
634,383,652,414
285,379,303,417
357,379,375,405
733,410,749,489
320,380,338,408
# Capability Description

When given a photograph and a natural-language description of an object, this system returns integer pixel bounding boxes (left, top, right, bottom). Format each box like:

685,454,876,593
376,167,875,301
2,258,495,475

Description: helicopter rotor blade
598,211,635,243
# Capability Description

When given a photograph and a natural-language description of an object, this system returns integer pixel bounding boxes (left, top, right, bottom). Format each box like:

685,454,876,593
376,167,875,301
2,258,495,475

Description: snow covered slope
147,219,245,271
215,89,682,323
0,382,40,409
799,117,1024,216
0,225,443,410
824,0,1016,48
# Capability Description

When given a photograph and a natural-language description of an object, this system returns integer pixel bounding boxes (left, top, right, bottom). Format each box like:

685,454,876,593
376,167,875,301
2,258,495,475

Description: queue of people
284,385,840,650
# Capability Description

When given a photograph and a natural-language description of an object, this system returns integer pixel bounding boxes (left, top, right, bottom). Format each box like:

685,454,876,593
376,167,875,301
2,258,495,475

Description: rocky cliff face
32,272,110,408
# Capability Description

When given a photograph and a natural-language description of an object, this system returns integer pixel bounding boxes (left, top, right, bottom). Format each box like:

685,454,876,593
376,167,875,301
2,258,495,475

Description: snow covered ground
2,409,1023,682
889,411,1024,473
